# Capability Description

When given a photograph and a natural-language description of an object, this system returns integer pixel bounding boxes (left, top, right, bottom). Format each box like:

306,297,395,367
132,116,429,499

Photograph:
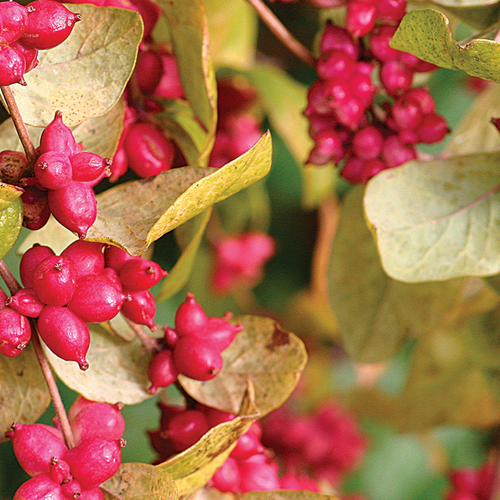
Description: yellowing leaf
0,197,23,261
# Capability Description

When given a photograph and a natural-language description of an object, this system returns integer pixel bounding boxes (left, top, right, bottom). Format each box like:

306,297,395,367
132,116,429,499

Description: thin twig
1,86,37,165
0,260,21,295
125,318,160,353
246,0,315,67
30,324,76,449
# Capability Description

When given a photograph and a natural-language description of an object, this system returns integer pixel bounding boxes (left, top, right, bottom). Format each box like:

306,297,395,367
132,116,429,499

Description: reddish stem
125,318,160,353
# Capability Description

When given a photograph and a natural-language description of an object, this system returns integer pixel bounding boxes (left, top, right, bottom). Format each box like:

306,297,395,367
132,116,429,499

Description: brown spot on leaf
267,323,290,351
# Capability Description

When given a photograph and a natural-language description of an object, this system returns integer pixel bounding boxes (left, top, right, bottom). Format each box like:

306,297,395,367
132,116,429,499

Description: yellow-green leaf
9,5,142,127
86,132,272,255
430,0,500,30
103,463,178,500
179,316,307,416
0,344,50,443
0,197,23,261
364,151,500,282
391,9,500,82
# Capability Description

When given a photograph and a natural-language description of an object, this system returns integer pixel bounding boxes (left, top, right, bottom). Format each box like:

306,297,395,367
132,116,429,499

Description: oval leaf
0,99,125,159
179,316,307,416
10,4,142,127
0,197,23,261
364,151,500,282
43,324,151,405
0,344,50,443
103,463,178,500
86,132,272,255
155,0,217,165
391,9,500,82
159,393,258,496
329,187,465,362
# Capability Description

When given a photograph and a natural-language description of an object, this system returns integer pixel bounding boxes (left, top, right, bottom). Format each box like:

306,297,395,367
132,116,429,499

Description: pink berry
135,47,163,94
0,43,26,86
0,1,28,43
391,95,423,130
63,437,125,490
39,111,79,157
448,468,480,493
34,151,73,190
341,156,367,184
22,0,81,50
416,113,450,143
380,60,414,96
405,87,436,114
335,96,364,130
346,1,377,38
352,126,384,160
68,274,126,323
165,409,210,451
8,288,44,318
120,289,157,329
21,185,51,230
13,474,64,500
118,258,167,292
153,49,184,100
20,244,56,288
61,479,81,499
376,0,407,23
6,422,67,476
230,423,265,460
124,122,174,178
10,40,38,72
0,307,31,356
48,181,97,238
37,305,90,370
317,50,356,81
175,293,208,337
200,317,242,352
238,454,280,492
307,129,344,165
70,152,111,183
369,25,400,62
383,134,417,168
349,71,376,108
173,336,223,381
211,457,241,492
69,398,125,444
320,22,359,61
148,348,178,394
104,245,139,271
61,240,105,279
48,456,71,484
32,255,77,306
78,487,105,500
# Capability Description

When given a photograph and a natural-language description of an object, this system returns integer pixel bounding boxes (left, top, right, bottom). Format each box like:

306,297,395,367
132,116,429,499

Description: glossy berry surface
174,292,208,336
32,255,77,306
173,336,223,381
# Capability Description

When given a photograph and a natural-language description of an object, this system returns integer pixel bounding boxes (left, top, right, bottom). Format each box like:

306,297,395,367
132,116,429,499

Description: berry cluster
9,111,112,235
147,293,242,393
0,0,80,86
445,463,496,500
211,231,275,295
8,396,126,499
0,241,166,369
261,400,367,487
210,76,263,168
306,0,450,183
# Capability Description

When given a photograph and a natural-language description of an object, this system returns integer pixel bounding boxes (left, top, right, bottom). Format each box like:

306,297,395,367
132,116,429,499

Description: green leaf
0,344,50,443
102,463,178,500
248,64,336,208
329,186,466,362
390,9,500,82
0,182,23,212
444,83,500,155
157,208,212,302
86,132,272,255
160,393,258,496
0,99,125,159
364,151,500,282
0,197,23,261
430,0,500,30
44,324,151,405
179,316,307,416
9,4,142,127
155,0,217,165
157,99,208,166
204,0,258,69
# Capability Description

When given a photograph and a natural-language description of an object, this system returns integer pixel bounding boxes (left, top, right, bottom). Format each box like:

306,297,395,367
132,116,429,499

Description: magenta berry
120,289,157,329
13,474,64,500
48,456,71,484
70,152,111,183
118,258,167,292
416,113,450,143
230,423,265,460
203,317,242,352
346,1,377,38
32,255,77,306
61,240,105,279
382,134,417,168
238,454,281,492
34,151,73,190
0,2,28,43
20,244,56,288
148,348,179,394
48,181,97,238
61,479,82,499
10,40,38,72
22,0,81,50
377,0,407,22
0,43,26,86
21,185,51,230
7,422,67,476
68,274,126,323
153,50,184,100
352,126,384,160
8,288,44,318
37,305,90,370
175,293,208,336
135,48,163,94
369,25,400,62
39,111,79,157
380,60,413,96
211,456,241,492
316,50,356,81
104,245,139,271
307,129,344,165
124,122,174,178
173,336,223,381
320,22,359,61
69,399,125,444
0,307,31,357
165,409,210,451
64,437,125,490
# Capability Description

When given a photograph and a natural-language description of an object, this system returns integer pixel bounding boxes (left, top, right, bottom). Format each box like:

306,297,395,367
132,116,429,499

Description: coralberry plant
1,0,500,498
